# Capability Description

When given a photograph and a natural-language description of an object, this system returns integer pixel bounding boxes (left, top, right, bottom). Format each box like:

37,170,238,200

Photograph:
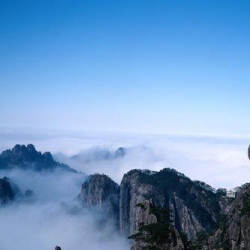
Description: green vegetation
180,231,208,250
215,188,227,198
136,203,146,209
136,168,220,231
128,204,173,250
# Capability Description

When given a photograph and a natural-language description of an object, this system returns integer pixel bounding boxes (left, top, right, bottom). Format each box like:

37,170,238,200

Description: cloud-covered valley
0,130,249,250
0,170,129,250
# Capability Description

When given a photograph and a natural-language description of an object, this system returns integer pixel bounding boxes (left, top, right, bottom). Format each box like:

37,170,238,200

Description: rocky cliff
120,168,221,240
78,174,119,224
129,200,185,250
203,184,250,250
0,144,77,172
76,167,245,248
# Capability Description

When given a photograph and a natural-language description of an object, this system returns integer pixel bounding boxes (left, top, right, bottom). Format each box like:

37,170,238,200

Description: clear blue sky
1,0,250,136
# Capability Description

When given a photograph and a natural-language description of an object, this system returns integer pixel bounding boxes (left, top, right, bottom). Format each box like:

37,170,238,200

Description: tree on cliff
128,204,173,250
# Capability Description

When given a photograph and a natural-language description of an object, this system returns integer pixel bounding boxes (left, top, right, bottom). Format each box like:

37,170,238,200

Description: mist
0,130,250,249
54,136,250,189
0,170,129,250
0,129,249,189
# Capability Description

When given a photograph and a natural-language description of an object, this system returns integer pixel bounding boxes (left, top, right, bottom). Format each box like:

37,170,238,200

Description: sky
1,0,250,136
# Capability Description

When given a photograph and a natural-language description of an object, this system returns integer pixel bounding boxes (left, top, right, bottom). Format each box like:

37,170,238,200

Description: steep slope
0,144,77,172
78,174,119,224
204,184,250,250
130,200,185,250
0,177,20,204
120,168,221,240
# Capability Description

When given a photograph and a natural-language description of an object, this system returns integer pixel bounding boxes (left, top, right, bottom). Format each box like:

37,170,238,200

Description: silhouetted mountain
0,144,77,172
72,147,127,163
115,147,126,158
0,177,20,204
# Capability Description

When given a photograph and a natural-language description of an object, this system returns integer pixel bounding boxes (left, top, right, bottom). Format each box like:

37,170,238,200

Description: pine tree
128,204,173,250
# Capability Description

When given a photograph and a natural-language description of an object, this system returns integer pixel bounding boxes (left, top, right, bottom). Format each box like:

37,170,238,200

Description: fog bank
0,170,129,250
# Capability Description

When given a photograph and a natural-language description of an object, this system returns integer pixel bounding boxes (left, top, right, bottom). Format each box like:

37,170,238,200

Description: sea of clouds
0,129,248,189
0,169,129,250
0,129,249,250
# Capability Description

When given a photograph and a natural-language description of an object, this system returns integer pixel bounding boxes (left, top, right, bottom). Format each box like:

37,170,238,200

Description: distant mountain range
71,146,126,163
0,144,250,249
0,144,77,172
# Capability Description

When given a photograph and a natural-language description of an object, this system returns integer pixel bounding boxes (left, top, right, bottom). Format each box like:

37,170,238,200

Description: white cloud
0,130,249,250
0,170,129,250
0,130,249,189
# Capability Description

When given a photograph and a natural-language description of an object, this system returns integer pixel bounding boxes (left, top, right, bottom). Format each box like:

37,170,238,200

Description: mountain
0,143,247,249
0,144,77,172
203,183,250,249
120,168,222,241
77,168,234,249
129,200,185,250
72,147,127,163
78,174,119,225
0,177,20,204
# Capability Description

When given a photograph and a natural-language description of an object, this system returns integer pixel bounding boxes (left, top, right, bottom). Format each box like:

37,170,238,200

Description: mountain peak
27,144,36,152
0,144,77,172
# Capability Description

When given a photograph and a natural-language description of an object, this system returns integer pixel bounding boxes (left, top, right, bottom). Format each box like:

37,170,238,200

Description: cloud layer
0,130,249,250
0,130,249,189
0,170,129,250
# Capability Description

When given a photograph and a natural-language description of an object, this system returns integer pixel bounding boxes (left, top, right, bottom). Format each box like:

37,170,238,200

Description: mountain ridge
77,167,238,249
0,144,77,172
0,143,248,249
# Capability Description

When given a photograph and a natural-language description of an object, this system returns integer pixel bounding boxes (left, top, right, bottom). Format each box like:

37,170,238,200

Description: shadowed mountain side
0,144,77,173
120,168,223,241
0,177,21,204
76,167,231,244
203,184,250,249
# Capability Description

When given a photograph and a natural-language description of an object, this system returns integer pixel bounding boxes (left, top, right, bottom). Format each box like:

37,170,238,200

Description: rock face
78,174,119,224
130,200,185,250
0,144,76,172
204,184,250,250
120,169,221,240
0,177,19,204
77,167,249,248
120,170,155,237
